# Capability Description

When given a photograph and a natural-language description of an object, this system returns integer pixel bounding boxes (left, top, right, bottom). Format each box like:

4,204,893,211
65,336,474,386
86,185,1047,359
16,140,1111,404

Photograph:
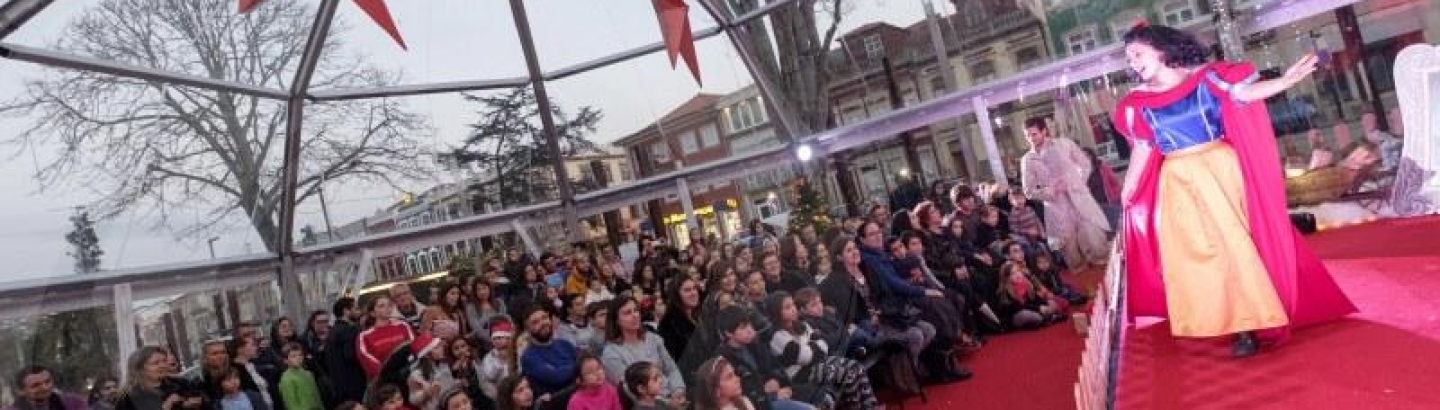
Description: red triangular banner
652,0,702,86
351,0,408,50
238,0,264,13
238,0,406,50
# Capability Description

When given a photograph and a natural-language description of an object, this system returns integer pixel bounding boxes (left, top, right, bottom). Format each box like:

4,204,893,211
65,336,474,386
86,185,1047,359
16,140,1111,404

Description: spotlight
796,143,814,162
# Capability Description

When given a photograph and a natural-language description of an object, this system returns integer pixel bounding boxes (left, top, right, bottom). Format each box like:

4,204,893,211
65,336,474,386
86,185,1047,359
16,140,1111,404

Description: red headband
1132,17,1150,31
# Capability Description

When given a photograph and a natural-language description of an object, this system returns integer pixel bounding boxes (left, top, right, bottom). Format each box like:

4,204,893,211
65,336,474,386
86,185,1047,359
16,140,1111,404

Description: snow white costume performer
1111,23,1355,357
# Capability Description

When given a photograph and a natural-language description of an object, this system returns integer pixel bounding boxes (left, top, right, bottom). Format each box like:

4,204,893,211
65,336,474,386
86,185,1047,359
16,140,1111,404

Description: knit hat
490,319,516,340
411,333,442,359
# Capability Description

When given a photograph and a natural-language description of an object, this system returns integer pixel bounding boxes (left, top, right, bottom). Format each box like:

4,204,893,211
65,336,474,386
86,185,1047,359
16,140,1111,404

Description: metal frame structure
0,0,1360,378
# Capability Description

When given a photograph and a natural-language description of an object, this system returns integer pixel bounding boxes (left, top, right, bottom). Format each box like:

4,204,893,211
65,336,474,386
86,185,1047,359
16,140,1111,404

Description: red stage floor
1116,215,1440,410
919,215,1440,410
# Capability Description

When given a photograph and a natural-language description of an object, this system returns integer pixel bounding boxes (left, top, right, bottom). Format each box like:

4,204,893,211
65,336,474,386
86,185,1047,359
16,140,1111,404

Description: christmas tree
787,176,832,235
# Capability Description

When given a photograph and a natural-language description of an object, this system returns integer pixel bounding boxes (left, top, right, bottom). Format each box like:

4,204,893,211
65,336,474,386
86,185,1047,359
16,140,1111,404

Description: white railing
1075,240,1127,410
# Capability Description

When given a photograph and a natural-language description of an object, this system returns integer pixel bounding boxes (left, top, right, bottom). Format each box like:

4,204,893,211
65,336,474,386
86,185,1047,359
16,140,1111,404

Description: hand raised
1282,54,1320,86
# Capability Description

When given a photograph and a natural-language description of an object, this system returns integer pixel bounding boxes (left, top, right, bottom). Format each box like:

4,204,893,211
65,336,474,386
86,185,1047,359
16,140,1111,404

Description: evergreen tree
66,209,103,274
787,177,832,235
26,209,118,390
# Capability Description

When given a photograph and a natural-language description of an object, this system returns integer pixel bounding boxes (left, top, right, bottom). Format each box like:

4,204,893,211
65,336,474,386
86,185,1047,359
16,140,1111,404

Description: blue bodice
1142,83,1226,154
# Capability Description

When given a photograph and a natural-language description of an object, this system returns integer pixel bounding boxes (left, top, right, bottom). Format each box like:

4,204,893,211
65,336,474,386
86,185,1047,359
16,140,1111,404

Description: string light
1213,0,1243,59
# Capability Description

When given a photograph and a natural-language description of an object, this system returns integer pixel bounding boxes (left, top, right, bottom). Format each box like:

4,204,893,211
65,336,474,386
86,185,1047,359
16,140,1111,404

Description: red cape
1112,62,1356,336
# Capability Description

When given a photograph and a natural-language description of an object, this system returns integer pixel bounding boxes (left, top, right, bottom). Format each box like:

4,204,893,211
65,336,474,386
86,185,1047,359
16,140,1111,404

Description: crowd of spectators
9,179,1101,410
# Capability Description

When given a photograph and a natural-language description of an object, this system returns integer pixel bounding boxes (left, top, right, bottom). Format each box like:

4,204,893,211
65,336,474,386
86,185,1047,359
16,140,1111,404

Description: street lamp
207,237,219,259
795,143,815,162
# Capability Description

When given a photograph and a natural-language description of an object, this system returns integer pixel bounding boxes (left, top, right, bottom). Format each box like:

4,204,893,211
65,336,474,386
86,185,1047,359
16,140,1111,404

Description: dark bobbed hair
1121,24,1209,68
332,297,356,319
13,365,50,388
1023,117,1048,131
950,183,977,207
623,361,660,398
88,375,119,404
495,375,529,410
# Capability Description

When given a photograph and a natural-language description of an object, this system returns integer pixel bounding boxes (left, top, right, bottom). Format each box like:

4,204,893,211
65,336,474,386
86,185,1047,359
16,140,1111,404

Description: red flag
351,0,408,50
238,0,264,13
238,0,406,50
652,0,702,85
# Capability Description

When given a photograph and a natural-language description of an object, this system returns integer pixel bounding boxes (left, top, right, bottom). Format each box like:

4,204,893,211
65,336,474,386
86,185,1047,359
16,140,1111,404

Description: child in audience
1032,252,1089,305
558,294,593,350
795,288,873,360
623,362,677,410
494,376,533,410
366,385,408,410
692,357,754,410
997,262,1066,330
766,292,877,410
713,306,816,410
585,277,615,305
480,319,518,403
218,367,271,410
438,390,472,410
582,302,611,355
278,343,324,410
406,335,453,410
567,354,622,410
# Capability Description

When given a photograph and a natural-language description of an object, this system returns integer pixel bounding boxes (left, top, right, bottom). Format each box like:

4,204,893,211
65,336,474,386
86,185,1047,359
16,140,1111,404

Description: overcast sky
0,0,933,281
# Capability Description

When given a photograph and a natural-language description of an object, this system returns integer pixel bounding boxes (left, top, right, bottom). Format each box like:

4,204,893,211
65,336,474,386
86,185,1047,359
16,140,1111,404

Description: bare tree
0,0,429,251
722,0,847,136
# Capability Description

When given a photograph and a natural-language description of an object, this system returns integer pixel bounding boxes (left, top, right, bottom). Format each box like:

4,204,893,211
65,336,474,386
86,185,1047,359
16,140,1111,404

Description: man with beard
519,307,579,398
389,284,427,329
324,297,366,404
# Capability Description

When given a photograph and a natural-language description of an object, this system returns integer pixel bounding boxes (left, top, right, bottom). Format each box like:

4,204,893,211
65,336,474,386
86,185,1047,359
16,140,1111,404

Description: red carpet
1115,215,1440,410
915,216,1440,410
913,266,1105,409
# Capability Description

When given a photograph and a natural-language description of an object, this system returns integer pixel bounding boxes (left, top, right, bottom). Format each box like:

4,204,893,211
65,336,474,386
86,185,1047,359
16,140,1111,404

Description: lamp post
207,237,218,259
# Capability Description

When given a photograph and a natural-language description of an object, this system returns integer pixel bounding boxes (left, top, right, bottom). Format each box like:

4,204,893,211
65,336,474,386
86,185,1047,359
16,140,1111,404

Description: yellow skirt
1156,141,1290,337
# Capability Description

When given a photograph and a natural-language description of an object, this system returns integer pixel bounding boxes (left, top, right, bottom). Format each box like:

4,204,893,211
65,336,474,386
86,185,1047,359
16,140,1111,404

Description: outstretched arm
1232,54,1319,103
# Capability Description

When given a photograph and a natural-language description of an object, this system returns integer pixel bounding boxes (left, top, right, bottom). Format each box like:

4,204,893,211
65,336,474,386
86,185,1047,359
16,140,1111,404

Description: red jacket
357,321,413,380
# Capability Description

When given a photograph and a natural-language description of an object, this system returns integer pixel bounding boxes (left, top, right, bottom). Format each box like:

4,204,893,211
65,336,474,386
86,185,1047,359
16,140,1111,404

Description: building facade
719,85,795,220
613,94,743,245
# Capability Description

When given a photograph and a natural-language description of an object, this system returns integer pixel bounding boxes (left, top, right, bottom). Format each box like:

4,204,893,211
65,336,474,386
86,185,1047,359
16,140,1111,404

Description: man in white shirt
1020,117,1112,268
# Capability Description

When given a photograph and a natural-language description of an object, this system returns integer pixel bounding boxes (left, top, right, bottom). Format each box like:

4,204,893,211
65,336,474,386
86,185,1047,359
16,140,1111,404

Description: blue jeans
844,322,878,357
